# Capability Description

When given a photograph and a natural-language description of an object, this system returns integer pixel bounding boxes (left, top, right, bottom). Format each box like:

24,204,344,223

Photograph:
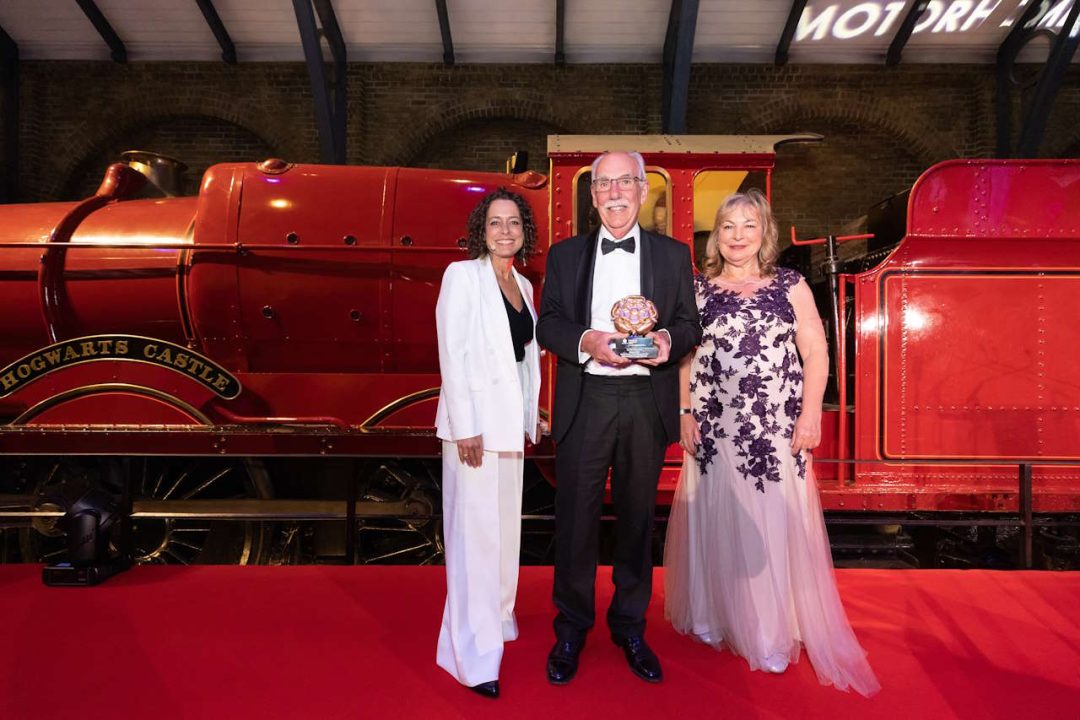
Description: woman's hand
790,411,821,453
457,435,484,468
527,419,550,445
679,414,700,456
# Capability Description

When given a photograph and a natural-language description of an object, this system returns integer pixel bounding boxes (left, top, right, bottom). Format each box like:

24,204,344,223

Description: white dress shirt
580,223,649,377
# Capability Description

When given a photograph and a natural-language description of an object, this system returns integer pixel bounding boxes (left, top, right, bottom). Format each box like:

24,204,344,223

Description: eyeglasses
591,175,643,192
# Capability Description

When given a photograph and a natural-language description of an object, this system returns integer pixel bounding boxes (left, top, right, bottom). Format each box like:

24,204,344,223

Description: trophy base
611,336,658,360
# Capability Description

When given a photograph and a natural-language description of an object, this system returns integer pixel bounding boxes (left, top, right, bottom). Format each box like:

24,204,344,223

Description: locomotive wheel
20,457,273,566
520,462,556,564
355,459,443,565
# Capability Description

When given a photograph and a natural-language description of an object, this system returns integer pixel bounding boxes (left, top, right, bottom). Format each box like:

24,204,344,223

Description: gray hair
590,151,647,180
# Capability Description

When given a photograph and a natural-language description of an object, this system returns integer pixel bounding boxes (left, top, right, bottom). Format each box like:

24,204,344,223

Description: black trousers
553,374,667,643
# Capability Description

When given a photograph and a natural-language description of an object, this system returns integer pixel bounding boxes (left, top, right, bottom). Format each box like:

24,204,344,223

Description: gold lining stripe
359,387,440,428
12,383,212,426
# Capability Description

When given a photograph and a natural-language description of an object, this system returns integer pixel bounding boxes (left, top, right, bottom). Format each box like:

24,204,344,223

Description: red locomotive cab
842,158,1080,513
542,134,824,500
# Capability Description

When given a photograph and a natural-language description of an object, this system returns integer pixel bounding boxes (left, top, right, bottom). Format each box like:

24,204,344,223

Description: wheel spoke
180,466,233,500
150,468,167,498
357,525,427,534
361,542,433,564
160,470,191,501
169,539,203,552
44,462,61,487
163,547,191,565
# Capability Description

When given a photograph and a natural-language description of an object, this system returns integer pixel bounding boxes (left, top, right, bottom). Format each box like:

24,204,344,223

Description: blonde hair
702,188,779,279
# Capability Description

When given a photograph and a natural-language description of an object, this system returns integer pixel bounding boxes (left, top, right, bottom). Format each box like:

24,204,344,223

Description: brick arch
57,114,280,200
739,95,943,168
44,102,295,200
737,97,939,243
390,95,577,167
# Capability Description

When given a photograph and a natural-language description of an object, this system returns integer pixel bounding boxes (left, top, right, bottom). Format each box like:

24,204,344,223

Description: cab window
573,168,670,236
691,170,767,270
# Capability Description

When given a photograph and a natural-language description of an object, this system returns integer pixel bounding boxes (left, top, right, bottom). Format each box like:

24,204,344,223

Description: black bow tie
601,236,636,255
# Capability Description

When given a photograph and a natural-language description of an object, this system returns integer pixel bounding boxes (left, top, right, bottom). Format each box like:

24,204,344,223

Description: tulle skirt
664,446,880,697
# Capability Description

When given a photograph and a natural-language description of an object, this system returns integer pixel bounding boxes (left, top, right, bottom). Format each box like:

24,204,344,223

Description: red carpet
0,566,1076,719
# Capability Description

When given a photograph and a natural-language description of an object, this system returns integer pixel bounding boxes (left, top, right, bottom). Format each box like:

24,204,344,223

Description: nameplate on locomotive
0,335,242,399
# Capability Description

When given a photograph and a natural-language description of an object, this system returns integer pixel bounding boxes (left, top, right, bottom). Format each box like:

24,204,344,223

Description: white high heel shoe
693,632,717,645
762,653,789,674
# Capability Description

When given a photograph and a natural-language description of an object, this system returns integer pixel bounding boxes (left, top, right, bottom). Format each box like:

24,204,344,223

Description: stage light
42,485,132,587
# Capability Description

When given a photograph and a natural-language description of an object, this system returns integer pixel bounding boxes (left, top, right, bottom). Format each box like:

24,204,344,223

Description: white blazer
434,256,542,451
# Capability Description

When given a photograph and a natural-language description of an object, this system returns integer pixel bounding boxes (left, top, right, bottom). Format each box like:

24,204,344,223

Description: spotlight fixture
42,485,131,587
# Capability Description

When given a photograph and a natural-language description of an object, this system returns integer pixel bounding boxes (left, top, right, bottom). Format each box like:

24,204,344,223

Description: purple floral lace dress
664,268,879,697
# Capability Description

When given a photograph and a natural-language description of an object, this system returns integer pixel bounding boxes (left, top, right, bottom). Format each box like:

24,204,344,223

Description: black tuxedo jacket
536,228,702,445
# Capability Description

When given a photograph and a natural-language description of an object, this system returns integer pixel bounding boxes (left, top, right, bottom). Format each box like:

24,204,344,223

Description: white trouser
436,442,524,686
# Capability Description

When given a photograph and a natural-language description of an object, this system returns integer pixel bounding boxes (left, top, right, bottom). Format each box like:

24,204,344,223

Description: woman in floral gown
664,189,879,696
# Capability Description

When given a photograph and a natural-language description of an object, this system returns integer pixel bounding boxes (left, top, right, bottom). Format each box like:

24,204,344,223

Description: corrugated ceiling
0,0,1073,64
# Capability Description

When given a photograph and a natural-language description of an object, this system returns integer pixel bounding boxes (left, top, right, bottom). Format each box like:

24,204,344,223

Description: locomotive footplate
0,425,446,458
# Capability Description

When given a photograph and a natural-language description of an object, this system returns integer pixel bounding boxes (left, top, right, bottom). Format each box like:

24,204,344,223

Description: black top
502,291,534,362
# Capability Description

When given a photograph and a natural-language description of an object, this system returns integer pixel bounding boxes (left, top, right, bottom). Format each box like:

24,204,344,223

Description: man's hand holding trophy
580,295,670,367
609,295,671,366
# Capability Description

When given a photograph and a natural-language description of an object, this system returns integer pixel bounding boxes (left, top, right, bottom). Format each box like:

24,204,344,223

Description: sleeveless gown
664,268,880,697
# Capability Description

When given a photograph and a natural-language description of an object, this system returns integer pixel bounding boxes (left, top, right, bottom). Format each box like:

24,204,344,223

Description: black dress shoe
613,634,662,683
469,680,499,699
546,638,585,685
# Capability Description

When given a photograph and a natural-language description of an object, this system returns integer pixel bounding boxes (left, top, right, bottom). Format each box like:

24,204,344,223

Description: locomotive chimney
119,150,188,197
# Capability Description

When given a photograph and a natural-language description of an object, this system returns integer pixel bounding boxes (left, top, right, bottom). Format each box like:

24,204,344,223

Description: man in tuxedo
536,151,701,684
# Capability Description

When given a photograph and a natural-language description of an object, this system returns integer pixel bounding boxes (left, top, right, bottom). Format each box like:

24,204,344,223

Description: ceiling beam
995,0,1052,156
886,1,929,67
555,0,566,65
0,24,18,203
194,0,237,64
662,0,699,134
775,0,807,66
293,0,347,164
313,0,346,66
1017,0,1080,156
435,0,454,66
75,0,127,63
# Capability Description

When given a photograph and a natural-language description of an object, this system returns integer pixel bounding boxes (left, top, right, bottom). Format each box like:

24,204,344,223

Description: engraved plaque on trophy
610,295,659,359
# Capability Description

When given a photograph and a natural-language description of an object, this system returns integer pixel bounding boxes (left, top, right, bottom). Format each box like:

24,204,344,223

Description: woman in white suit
434,188,542,699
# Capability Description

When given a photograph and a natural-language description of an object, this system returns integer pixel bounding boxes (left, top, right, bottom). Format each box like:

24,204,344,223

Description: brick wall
11,62,316,202
1,60,1076,248
64,114,274,199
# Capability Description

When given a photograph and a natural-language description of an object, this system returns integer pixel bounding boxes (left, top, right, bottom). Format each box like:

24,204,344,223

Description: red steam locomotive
0,136,1076,569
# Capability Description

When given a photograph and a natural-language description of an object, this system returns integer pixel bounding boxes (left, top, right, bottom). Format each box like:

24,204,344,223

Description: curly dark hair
465,187,538,262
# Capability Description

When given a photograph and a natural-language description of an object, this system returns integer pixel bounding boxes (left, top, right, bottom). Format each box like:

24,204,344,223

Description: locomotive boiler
0,136,1077,569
